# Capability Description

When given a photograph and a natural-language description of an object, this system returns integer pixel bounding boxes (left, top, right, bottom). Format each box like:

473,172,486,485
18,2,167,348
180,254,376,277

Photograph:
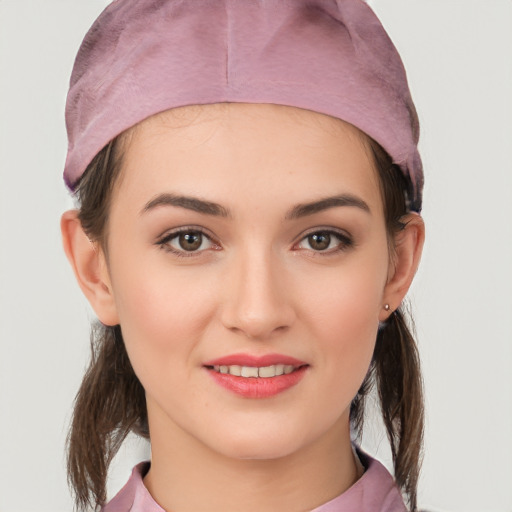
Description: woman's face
103,103,393,460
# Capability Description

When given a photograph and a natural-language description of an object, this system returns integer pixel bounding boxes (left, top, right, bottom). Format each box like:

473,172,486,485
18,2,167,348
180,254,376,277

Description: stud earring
384,304,390,311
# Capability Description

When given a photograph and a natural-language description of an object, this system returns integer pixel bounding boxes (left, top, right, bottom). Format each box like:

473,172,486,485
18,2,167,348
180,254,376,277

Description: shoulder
348,448,408,512
101,462,164,512
358,449,409,512
104,451,407,512
312,447,408,512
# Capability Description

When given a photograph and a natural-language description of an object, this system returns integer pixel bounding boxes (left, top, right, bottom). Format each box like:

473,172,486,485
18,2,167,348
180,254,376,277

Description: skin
62,103,424,512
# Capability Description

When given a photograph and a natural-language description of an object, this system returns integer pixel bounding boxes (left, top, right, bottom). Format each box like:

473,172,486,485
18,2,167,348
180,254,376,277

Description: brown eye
157,228,219,257
178,232,203,251
296,229,353,254
307,232,331,251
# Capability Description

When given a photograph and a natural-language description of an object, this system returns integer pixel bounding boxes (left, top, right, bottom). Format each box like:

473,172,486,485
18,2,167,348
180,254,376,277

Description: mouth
203,354,309,398
206,363,303,378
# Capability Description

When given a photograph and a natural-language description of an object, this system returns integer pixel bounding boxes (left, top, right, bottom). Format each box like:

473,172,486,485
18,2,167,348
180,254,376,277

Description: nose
220,249,296,340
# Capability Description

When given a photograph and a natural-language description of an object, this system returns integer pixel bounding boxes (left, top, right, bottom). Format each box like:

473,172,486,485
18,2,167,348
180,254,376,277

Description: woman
61,1,425,510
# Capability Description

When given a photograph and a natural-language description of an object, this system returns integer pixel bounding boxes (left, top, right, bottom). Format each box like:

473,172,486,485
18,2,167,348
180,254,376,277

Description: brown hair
351,140,424,511
67,133,424,511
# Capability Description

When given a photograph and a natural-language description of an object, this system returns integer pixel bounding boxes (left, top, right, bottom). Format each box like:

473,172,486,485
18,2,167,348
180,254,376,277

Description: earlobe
60,210,119,326
380,213,425,321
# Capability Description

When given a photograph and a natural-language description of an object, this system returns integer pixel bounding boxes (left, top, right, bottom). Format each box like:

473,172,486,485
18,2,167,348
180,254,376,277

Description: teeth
258,365,276,378
284,365,294,375
211,364,300,378
241,366,259,378
230,365,242,376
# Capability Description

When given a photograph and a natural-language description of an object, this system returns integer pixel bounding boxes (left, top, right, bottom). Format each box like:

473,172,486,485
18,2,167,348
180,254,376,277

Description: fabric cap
64,0,423,210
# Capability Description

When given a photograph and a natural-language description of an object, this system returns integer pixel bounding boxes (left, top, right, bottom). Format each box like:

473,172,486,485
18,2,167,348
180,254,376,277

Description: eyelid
155,225,354,258
156,226,221,257
293,227,354,253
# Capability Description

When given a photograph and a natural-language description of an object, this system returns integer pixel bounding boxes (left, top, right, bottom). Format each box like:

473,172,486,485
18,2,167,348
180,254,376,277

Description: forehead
120,102,374,157
115,103,382,212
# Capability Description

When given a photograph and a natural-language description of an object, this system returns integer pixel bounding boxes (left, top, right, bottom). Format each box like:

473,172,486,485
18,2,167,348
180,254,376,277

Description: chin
219,441,299,461
204,424,314,462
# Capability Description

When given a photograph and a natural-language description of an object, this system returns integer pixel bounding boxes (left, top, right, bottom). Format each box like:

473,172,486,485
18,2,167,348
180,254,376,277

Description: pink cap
64,0,423,210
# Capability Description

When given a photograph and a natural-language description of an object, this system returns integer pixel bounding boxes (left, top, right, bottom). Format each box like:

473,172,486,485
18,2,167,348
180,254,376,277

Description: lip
203,353,307,367
203,353,309,399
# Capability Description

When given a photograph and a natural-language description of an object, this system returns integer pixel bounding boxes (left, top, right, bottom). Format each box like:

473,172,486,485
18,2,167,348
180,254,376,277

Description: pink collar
102,448,407,512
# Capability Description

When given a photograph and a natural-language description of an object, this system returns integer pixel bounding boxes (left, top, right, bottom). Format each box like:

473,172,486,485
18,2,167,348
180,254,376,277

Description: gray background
0,1,511,511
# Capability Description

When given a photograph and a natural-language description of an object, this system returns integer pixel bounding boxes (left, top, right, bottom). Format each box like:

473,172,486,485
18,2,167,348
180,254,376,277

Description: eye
157,228,219,257
296,230,353,253
173,231,206,251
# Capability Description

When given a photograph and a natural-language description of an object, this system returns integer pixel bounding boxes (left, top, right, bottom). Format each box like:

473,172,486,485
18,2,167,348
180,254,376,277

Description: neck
144,409,361,512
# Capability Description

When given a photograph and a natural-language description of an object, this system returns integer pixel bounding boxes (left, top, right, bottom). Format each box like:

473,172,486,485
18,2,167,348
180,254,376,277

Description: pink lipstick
203,353,309,399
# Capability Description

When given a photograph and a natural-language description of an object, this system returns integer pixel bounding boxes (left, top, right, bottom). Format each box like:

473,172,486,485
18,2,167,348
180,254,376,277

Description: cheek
297,256,386,399
302,251,385,335
108,252,218,378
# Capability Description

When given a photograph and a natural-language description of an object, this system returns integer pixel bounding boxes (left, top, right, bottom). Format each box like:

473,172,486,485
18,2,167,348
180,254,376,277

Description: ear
379,213,425,322
61,210,120,326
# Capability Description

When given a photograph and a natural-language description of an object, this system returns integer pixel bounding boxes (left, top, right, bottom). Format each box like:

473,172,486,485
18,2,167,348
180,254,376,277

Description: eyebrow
141,192,370,219
285,194,370,220
142,193,231,217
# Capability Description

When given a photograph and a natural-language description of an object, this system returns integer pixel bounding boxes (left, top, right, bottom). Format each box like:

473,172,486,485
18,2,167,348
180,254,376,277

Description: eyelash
156,227,220,258
156,227,354,258
296,228,354,256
